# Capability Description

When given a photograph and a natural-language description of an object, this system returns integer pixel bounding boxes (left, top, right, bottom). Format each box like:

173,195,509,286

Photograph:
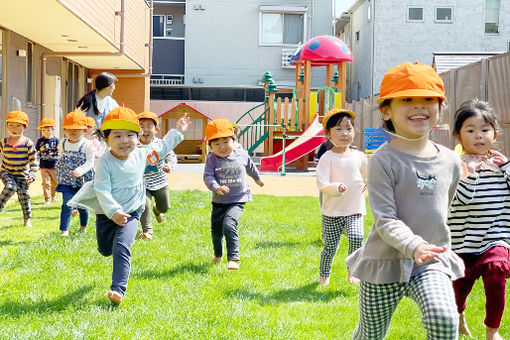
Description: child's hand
338,183,347,192
413,243,446,265
488,150,508,166
162,165,172,173
176,113,191,133
112,210,131,226
215,186,229,195
71,170,80,178
255,179,264,187
27,175,35,184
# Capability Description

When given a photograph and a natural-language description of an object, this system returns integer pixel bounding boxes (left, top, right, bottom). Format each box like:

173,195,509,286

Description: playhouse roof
299,35,352,65
158,103,213,121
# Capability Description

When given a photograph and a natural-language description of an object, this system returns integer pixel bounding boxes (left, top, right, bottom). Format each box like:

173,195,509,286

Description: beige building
0,0,152,141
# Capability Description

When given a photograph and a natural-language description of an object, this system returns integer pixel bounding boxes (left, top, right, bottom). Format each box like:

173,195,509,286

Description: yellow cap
101,107,140,133
37,117,56,129
205,119,234,141
322,108,355,129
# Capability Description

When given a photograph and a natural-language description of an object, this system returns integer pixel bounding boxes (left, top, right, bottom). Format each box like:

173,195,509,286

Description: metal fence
346,52,510,156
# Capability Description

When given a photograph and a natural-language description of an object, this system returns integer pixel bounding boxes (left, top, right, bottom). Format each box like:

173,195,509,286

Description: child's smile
106,129,139,160
383,97,439,139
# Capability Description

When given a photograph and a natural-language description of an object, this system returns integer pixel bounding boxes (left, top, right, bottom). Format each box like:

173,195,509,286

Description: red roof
300,35,353,65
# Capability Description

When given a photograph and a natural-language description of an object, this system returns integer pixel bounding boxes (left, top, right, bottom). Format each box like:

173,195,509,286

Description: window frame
153,14,174,38
435,6,453,23
259,6,308,47
407,6,424,23
485,0,500,34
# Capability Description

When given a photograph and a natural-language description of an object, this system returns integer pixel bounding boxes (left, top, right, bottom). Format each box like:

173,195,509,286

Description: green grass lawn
0,190,507,339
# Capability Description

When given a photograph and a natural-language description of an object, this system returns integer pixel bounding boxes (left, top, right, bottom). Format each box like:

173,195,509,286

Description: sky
335,0,356,16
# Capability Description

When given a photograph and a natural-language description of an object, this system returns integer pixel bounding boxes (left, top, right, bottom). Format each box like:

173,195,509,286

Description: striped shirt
0,137,38,179
448,161,510,254
138,137,177,191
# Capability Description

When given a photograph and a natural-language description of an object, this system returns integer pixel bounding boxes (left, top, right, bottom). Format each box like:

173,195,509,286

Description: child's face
326,117,355,149
105,129,139,160
7,122,26,138
85,126,96,139
139,119,159,145
457,114,498,155
41,126,54,139
382,97,440,139
210,137,234,158
65,128,86,142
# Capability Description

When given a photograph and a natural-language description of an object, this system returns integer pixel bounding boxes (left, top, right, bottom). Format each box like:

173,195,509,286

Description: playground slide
260,114,325,172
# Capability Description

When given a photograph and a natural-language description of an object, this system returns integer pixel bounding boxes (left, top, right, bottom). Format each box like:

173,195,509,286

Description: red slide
260,114,325,172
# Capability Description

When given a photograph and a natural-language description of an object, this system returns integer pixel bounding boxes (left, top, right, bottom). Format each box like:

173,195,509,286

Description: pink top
316,149,367,217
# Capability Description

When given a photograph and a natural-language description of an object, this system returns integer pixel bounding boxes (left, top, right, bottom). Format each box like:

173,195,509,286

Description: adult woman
76,72,119,128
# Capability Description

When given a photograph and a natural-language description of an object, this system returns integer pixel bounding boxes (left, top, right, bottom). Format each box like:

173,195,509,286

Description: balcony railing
281,48,296,69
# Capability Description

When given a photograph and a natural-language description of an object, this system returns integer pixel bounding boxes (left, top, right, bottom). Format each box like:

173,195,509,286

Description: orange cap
85,117,96,128
377,62,446,104
62,111,87,130
37,117,56,129
101,107,140,133
6,110,29,126
137,111,159,126
205,119,234,141
322,108,355,129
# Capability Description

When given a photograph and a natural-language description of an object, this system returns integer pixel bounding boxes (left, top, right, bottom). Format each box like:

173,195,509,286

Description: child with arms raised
346,62,465,339
36,118,59,204
317,108,367,286
137,111,177,240
0,111,38,227
69,107,190,305
203,119,264,270
448,99,510,340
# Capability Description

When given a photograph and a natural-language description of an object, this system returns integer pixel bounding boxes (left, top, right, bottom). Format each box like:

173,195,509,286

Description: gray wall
184,0,334,88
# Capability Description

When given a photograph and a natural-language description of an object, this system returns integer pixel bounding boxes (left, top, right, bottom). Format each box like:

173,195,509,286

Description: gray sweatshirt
346,142,465,284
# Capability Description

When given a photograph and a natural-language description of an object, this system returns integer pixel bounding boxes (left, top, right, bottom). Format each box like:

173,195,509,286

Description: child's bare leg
486,326,503,340
348,269,360,284
24,218,32,228
458,312,472,337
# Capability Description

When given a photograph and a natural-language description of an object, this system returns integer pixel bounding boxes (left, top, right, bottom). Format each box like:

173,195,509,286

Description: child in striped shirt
0,111,38,227
448,99,510,340
137,111,177,240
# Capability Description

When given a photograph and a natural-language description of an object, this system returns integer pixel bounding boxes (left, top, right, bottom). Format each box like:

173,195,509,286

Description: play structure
236,35,353,172
158,103,211,162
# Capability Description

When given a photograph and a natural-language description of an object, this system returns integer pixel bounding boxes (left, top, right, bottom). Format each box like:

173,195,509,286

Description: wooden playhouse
158,103,212,163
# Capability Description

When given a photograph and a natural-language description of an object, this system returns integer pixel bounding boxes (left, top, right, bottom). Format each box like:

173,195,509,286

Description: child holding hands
316,108,367,286
69,107,190,305
203,119,264,270
346,62,465,339
0,111,38,227
448,99,510,340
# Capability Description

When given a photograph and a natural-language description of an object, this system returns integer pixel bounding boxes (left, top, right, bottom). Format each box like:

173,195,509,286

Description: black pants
211,202,245,261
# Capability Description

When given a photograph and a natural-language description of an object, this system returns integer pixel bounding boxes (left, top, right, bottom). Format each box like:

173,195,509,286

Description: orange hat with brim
377,62,446,104
137,111,159,126
37,117,56,129
6,110,29,126
322,108,355,129
101,107,140,133
85,117,96,128
205,119,234,141
63,111,87,129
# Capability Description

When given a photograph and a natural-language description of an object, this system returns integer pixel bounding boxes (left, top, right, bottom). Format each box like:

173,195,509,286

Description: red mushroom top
300,35,352,64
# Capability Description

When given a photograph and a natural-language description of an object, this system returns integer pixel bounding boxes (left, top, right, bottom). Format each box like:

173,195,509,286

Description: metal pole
281,123,287,176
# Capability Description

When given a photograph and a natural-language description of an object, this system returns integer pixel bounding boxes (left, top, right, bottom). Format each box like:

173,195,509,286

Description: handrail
236,105,269,153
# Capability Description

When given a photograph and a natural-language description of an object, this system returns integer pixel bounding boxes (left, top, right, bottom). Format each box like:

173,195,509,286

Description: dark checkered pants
320,214,364,278
0,171,31,219
353,270,459,340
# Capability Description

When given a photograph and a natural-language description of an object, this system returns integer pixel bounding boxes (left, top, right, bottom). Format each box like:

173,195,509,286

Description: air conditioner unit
43,75,62,137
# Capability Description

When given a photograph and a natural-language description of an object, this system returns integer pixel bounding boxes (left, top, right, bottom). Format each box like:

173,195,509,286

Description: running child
69,107,190,305
0,111,38,227
137,111,177,240
203,119,264,270
448,99,510,340
36,118,59,204
346,62,465,339
56,111,94,236
317,108,367,286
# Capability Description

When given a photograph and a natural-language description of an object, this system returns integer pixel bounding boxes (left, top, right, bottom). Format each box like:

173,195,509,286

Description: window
153,15,173,37
435,7,453,22
485,0,500,33
260,6,306,45
26,42,35,104
407,7,424,22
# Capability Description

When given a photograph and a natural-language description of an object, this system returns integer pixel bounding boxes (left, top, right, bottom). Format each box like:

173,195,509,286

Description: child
36,118,59,204
68,107,190,305
56,111,94,237
0,111,38,227
345,62,465,339
447,99,510,340
85,116,105,161
203,119,264,270
316,108,367,286
137,111,177,240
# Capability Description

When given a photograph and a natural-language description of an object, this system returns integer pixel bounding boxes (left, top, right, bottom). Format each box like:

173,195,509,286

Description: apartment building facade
336,0,510,101
0,0,151,141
